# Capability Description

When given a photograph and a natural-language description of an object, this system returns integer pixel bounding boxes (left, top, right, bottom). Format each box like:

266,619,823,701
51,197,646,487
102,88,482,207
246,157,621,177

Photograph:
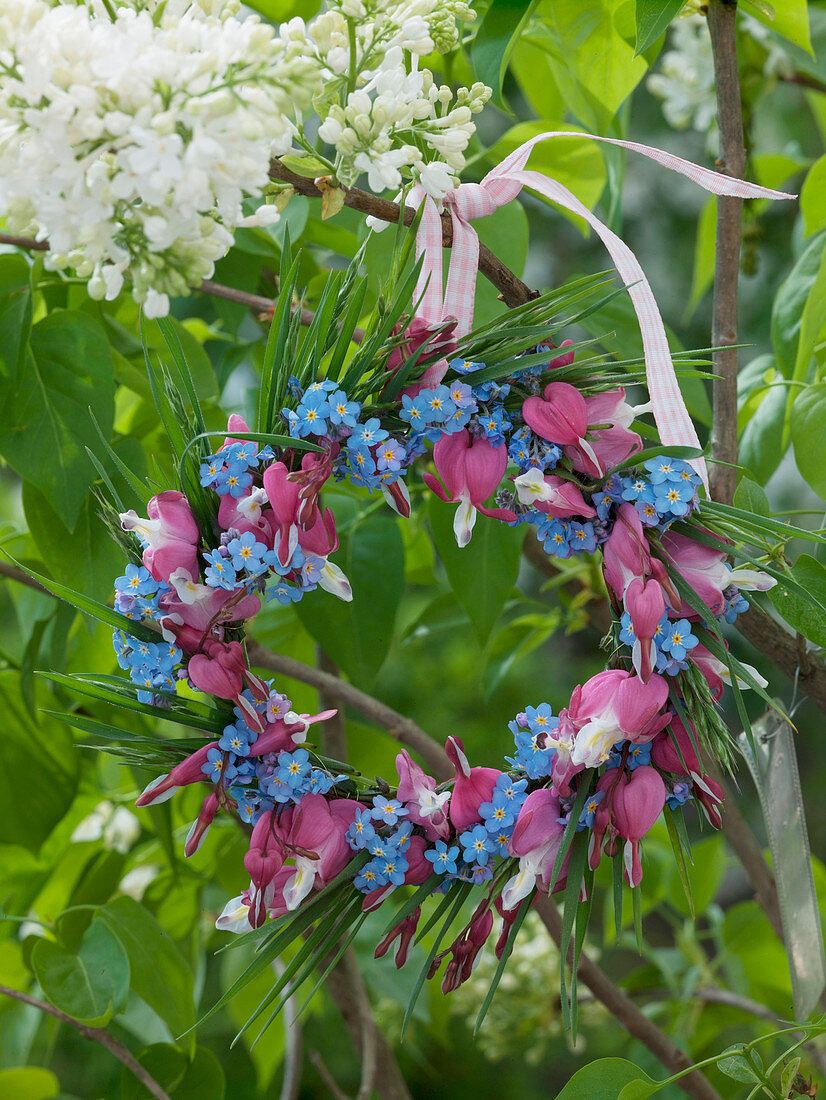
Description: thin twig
0,234,364,341
0,984,173,1100
534,900,723,1100
310,1050,354,1100
316,648,349,763
268,160,536,309
707,0,746,506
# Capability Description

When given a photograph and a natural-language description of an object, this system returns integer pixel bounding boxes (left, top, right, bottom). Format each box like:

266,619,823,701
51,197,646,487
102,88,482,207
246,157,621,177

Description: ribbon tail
413,187,445,327
508,167,709,488
443,208,479,336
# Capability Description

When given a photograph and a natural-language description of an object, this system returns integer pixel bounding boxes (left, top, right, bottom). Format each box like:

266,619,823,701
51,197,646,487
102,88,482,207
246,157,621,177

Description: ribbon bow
412,131,795,486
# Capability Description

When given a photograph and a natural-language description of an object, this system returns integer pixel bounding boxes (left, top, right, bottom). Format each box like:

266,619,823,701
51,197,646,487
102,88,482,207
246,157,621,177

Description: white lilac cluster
0,0,317,316
0,0,488,314
646,14,717,133
313,0,489,196
647,11,793,135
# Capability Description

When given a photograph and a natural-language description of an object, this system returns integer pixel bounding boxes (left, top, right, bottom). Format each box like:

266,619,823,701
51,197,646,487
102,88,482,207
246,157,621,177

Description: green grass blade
1,550,159,642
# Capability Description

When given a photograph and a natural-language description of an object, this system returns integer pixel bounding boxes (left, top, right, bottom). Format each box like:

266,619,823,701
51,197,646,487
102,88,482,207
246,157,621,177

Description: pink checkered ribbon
413,131,795,486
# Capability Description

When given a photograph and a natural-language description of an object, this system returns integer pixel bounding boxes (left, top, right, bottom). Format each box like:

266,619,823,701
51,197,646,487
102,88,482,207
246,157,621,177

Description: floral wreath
7,0,812,1041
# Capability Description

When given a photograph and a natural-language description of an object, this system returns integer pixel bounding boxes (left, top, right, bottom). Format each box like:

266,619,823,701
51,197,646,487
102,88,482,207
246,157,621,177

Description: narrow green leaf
473,891,533,1034
402,883,471,1039
0,549,159,642
664,806,694,917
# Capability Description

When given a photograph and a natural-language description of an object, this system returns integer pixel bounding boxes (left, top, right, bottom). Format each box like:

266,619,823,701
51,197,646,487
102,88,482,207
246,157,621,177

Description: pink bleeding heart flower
512,470,596,518
624,576,666,683
184,791,220,857
263,460,303,566
374,906,421,968
522,382,603,474
501,788,567,909
296,508,352,602
159,569,260,649
396,749,450,840
243,809,287,927
445,736,501,831
660,530,776,620
120,491,200,584
187,640,269,731
423,430,515,547
252,709,336,757
564,388,642,478
611,766,667,886
546,339,575,370
690,643,768,702
386,316,458,400
602,503,653,602
277,795,362,911
136,742,217,806
222,413,253,449
218,487,271,542
567,669,671,768
650,715,701,775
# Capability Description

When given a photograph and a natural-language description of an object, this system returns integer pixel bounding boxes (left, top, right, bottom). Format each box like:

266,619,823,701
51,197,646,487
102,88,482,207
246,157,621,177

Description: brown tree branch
736,604,826,713
0,984,173,1100
246,642,450,780
707,0,746,506
268,160,536,309
0,233,364,339
534,900,723,1100
321,949,410,1100
0,560,50,595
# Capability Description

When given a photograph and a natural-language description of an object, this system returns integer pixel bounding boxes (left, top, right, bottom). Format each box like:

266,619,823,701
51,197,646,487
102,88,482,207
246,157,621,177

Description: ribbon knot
411,131,795,487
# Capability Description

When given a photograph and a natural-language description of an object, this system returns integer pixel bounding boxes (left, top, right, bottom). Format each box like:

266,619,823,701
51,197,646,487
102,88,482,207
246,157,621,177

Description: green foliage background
3,1,826,1097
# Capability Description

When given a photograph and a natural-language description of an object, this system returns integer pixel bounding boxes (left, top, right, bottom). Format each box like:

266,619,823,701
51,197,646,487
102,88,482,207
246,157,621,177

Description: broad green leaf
488,123,607,237
471,0,540,106
98,895,196,1052
554,1058,656,1099
294,498,405,687
732,477,769,518
791,246,826,398
0,1068,60,1100
121,1044,225,1100
168,1046,225,1100
529,0,649,132
791,383,826,498
717,1049,761,1083
0,254,32,380
428,496,523,645
801,155,826,238
120,1044,187,1099
243,0,321,19
0,672,78,851
0,310,116,530
748,0,812,54
738,356,787,484
22,482,124,604
32,917,129,1026
771,233,825,378
768,554,826,648
634,0,685,55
